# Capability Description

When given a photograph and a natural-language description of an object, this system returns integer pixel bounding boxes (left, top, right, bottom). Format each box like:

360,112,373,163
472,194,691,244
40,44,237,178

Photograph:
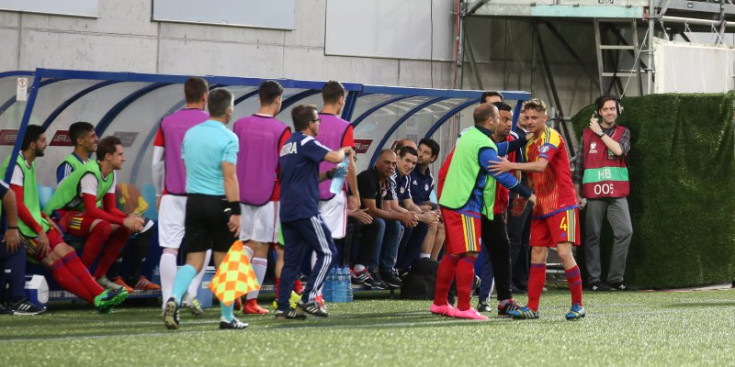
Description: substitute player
56,121,98,183
317,81,358,246
152,77,211,315
433,103,535,321
233,80,291,315
276,104,352,319
490,98,586,320
1,125,127,312
45,136,144,290
163,88,247,330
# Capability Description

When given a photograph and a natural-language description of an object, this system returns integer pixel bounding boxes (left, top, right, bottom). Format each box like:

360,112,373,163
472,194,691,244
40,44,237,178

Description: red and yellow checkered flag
209,240,260,307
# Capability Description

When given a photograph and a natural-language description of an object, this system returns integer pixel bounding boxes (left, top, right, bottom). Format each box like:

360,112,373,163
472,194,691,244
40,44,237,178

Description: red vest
581,126,630,199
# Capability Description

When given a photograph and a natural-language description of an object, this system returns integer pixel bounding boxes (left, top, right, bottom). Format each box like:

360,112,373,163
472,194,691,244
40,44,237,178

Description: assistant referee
163,87,247,330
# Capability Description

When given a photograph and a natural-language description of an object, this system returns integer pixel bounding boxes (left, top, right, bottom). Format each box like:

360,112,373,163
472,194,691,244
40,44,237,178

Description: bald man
352,149,417,289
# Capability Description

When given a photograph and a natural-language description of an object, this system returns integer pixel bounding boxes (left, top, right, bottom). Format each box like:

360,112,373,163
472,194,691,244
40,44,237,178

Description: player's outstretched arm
489,156,548,174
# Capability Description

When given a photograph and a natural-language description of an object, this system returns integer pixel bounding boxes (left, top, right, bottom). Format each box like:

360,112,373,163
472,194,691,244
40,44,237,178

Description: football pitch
1,288,734,367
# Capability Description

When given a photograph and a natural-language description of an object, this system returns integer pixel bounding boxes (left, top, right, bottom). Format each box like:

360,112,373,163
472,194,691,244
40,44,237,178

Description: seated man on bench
45,135,144,291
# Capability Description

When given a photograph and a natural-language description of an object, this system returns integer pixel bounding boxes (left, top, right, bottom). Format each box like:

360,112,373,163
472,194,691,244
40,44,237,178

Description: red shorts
57,210,95,236
23,228,67,261
530,208,580,247
440,208,482,255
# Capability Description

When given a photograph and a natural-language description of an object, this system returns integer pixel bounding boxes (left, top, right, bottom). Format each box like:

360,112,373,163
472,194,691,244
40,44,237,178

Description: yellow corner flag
209,240,260,307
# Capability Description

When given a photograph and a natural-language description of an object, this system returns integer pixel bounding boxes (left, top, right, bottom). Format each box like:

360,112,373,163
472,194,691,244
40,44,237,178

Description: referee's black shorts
184,194,235,253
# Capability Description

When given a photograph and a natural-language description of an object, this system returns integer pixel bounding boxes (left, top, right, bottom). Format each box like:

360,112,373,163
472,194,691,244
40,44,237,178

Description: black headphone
594,95,624,116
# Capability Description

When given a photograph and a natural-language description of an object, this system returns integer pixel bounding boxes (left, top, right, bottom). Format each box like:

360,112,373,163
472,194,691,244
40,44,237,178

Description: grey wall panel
20,30,158,73
0,0,99,17
283,47,399,85
158,38,284,77
20,0,157,36
325,0,453,61
0,28,18,71
153,0,294,30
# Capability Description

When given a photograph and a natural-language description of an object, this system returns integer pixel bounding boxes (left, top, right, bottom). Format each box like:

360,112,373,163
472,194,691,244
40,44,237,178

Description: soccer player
300,80,360,307
477,101,523,315
276,104,352,319
432,103,535,321
490,98,586,320
163,88,247,330
0,125,127,312
233,80,291,315
0,179,45,315
152,77,211,315
56,121,98,183
45,136,145,291
317,80,359,237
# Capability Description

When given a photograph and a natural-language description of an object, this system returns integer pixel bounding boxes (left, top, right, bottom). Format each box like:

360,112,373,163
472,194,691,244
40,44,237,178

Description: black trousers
481,213,512,301
507,203,532,289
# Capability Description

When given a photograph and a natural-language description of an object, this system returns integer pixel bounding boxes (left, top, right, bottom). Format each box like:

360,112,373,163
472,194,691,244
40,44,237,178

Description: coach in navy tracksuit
276,104,352,319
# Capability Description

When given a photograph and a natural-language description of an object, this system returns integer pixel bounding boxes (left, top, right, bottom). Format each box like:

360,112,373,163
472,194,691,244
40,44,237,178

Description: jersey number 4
559,216,568,232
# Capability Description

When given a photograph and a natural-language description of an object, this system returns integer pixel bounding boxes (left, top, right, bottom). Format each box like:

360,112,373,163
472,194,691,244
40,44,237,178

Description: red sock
565,265,583,306
275,277,280,296
62,252,105,296
93,227,130,279
49,259,95,303
455,256,477,311
527,263,547,312
433,254,459,306
293,279,304,295
79,220,112,267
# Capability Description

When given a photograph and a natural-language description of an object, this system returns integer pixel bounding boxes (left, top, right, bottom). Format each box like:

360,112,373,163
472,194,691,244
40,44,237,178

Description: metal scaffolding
454,0,735,149
457,0,735,96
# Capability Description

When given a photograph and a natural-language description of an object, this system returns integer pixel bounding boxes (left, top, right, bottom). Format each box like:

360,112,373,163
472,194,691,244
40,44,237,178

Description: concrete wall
0,0,606,117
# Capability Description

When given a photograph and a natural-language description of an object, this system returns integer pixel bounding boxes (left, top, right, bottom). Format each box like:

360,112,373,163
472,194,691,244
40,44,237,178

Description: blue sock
171,265,198,305
221,302,235,322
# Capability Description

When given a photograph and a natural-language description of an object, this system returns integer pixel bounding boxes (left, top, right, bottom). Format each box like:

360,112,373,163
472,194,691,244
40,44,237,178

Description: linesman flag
209,240,260,306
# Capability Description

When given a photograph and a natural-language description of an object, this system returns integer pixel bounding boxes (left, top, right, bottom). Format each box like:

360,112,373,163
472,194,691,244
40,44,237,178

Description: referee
276,104,352,319
163,88,247,330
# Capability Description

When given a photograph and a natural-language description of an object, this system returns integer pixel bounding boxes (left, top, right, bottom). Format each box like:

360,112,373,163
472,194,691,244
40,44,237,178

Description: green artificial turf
1,289,734,366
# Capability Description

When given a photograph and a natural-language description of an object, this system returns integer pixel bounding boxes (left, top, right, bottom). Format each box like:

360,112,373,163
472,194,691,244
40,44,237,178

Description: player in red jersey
490,98,585,320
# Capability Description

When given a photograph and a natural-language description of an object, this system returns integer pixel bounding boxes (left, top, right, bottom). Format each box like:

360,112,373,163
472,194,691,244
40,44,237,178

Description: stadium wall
571,93,735,288
0,0,599,115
